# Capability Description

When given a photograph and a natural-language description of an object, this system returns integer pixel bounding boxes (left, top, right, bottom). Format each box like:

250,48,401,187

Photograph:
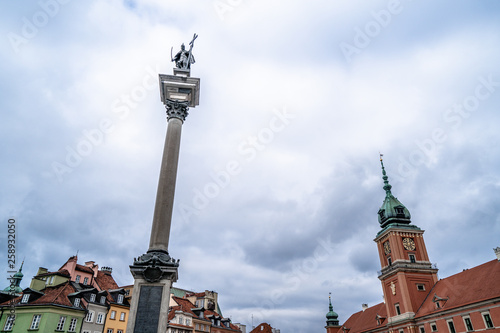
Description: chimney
362,304,368,311
101,266,113,274
36,267,48,275
494,247,500,260
85,261,99,277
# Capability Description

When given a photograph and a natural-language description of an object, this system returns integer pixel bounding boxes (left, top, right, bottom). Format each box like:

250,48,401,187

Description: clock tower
374,156,438,326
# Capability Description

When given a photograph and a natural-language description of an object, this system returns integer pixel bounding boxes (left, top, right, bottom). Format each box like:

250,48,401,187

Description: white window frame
462,316,473,332
21,293,30,303
30,314,42,329
431,322,438,332
419,326,425,333
119,312,126,321
75,275,81,283
482,311,494,329
3,315,15,331
447,319,456,333
74,298,81,307
68,318,78,332
100,295,106,304
90,294,96,302
117,330,123,333
86,311,94,323
395,303,401,315
83,277,89,285
96,313,105,324
56,316,66,331
110,310,116,319
107,330,114,333
117,294,124,304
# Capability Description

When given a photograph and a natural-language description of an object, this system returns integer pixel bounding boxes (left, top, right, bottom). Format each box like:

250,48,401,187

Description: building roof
1,281,82,309
249,322,275,333
36,268,71,278
75,264,94,274
95,270,119,291
415,259,500,318
342,259,500,332
342,303,387,333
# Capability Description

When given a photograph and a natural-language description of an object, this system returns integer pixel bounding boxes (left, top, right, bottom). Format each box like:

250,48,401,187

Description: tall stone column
149,101,188,252
126,45,200,333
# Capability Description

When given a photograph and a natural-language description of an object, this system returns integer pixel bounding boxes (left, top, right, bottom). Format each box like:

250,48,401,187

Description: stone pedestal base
126,251,179,333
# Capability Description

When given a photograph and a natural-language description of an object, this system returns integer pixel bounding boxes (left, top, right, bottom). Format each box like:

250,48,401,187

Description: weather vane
171,33,198,70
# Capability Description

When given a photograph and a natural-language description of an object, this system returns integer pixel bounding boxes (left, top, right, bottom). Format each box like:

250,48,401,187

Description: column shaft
148,117,183,252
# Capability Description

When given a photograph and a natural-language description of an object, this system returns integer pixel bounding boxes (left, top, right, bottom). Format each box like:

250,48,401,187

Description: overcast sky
1,1,500,332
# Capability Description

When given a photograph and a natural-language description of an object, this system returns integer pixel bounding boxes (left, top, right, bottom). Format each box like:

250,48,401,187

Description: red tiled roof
1,282,80,308
416,259,500,318
169,305,181,320
249,323,275,333
95,270,119,291
30,282,76,307
75,264,94,274
342,302,387,333
172,296,198,316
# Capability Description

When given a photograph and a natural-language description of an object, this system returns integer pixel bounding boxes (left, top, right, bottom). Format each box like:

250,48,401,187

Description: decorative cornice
165,99,189,122
130,250,179,283
378,261,438,280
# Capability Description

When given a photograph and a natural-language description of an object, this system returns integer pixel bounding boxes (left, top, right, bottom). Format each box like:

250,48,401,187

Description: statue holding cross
171,33,198,70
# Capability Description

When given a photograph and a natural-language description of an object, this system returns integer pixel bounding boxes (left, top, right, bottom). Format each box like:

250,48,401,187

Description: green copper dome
3,262,24,294
326,294,339,326
377,157,411,228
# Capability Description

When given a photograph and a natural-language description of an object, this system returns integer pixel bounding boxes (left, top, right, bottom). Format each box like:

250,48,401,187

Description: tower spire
380,153,392,195
326,292,339,327
377,154,412,229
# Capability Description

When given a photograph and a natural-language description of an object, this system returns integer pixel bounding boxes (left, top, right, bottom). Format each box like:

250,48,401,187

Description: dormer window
433,294,448,309
395,207,405,215
90,294,96,302
376,314,386,326
21,294,29,303
100,296,106,304
117,294,124,304
378,210,385,219
74,298,80,307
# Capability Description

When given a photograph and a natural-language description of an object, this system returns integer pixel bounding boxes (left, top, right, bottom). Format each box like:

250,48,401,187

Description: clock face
402,237,415,251
383,241,391,255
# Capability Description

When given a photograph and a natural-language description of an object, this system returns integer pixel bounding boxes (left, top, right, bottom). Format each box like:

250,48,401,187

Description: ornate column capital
165,99,189,122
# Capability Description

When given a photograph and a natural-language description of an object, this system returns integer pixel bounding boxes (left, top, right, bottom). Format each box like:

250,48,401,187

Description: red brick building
326,159,500,333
